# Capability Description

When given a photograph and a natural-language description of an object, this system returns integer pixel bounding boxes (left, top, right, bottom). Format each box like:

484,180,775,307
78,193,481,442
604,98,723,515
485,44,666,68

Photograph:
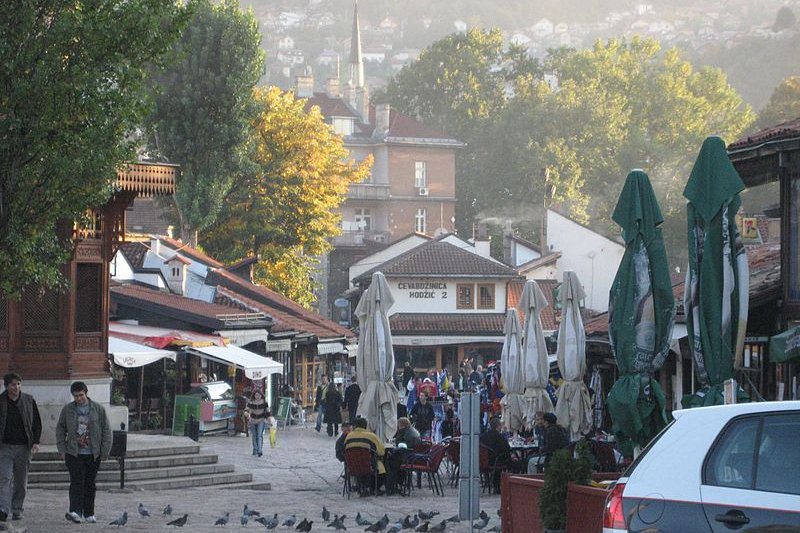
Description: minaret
348,1,364,88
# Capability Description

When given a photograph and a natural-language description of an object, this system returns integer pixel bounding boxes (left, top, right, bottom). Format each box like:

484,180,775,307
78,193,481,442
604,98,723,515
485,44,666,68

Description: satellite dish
334,298,349,308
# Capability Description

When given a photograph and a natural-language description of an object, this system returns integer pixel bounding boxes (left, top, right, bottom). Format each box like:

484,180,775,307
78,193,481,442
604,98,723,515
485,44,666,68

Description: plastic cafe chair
343,447,378,499
400,442,448,496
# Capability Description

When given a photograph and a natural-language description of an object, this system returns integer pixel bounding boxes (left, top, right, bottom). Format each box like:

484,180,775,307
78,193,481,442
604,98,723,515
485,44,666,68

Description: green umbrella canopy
682,136,749,408
769,326,800,364
607,170,675,451
683,136,745,223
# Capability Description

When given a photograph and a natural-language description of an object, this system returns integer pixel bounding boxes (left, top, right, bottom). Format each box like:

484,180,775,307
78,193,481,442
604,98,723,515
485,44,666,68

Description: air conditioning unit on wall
417,187,429,196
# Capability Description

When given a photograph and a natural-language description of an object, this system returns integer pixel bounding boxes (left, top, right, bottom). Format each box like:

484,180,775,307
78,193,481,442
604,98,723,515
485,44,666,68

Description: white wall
388,277,507,314
512,241,540,266
546,210,624,312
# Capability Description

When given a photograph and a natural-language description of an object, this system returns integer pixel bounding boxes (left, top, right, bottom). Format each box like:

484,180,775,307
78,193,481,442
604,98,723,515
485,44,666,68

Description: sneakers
84,516,97,523
65,512,82,523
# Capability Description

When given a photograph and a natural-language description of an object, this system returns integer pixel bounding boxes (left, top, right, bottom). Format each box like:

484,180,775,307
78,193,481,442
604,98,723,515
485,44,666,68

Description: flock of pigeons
105,503,501,531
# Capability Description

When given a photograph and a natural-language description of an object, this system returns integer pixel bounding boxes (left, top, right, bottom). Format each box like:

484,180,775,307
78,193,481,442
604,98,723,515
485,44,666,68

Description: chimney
295,75,314,98
355,87,370,123
150,237,161,257
503,220,513,265
473,225,491,258
325,78,340,98
374,104,391,136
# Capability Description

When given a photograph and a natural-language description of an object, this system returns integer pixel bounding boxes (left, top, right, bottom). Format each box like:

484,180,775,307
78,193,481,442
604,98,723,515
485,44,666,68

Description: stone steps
29,437,262,491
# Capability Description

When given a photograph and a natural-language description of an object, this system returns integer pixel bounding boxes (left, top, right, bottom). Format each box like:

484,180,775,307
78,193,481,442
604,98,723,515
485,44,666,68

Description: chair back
428,443,448,470
446,439,460,464
344,447,376,477
479,444,491,471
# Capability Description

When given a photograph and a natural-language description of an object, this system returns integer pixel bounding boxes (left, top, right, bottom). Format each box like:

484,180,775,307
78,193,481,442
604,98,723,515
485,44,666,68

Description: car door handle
714,510,750,526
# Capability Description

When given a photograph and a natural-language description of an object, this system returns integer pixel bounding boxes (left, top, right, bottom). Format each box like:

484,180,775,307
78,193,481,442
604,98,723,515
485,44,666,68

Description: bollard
110,423,128,490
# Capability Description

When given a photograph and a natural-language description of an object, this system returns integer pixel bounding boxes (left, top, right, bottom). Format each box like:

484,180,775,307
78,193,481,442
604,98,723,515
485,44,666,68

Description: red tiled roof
209,268,354,340
354,240,519,282
506,279,560,331
305,93,360,119
111,284,270,330
729,117,800,150
215,287,319,335
389,313,506,336
158,236,224,268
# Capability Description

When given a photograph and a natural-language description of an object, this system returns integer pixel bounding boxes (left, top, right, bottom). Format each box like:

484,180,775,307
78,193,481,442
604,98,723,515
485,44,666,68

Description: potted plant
539,440,592,533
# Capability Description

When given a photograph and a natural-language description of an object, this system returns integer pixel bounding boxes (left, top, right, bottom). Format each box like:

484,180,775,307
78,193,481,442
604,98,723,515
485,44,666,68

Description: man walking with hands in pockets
0,372,42,526
56,381,111,524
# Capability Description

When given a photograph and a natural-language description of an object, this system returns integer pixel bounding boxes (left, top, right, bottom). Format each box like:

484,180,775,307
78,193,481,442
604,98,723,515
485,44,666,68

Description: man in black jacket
409,392,434,438
343,376,361,424
0,373,42,523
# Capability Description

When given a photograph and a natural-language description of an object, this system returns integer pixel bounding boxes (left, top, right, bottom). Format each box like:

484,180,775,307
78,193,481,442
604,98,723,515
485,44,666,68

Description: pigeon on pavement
486,527,502,532
322,506,330,522
167,514,188,527
240,513,249,526
162,504,173,516
428,521,447,533
472,516,490,530
283,514,297,527
355,513,371,526
138,503,151,518
296,519,314,532
243,504,261,517
414,522,429,532
214,511,230,526
264,513,279,530
479,510,489,522
419,510,439,521
409,515,420,528
445,515,460,523
109,512,128,527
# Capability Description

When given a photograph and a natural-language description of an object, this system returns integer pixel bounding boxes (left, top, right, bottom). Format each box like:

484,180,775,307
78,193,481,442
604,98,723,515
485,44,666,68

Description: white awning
266,339,292,353
215,329,270,346
317,342,345,355
186,345,283,380
109,336,176,368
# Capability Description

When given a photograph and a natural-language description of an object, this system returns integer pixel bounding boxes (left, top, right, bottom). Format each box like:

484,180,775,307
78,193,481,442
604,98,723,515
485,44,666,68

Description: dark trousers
65,454,101,517
327,423,339,437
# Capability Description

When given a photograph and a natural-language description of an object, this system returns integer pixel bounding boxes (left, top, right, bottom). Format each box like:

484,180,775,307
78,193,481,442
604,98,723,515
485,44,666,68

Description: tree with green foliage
145,0,264,242
755,76,800,130
381,34,754,268
0,0,189,298
202,87,372,307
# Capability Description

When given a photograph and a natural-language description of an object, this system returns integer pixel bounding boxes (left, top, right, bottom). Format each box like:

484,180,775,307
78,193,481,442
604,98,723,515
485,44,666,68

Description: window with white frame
415,208,427,234
354,208,372,231
415,161,427,188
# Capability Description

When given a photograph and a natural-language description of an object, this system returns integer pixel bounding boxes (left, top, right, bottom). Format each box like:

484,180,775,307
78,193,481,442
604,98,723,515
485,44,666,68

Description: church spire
348,1,364,88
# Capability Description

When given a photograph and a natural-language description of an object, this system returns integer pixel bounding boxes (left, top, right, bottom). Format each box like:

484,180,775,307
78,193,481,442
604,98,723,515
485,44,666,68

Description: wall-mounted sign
396,281,448,299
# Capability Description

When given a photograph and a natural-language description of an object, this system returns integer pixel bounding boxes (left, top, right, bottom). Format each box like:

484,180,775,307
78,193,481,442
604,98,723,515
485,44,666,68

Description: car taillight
603,482,626,529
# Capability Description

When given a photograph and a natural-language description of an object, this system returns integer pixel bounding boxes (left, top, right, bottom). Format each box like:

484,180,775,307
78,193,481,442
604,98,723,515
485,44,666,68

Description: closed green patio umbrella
606,170,675,453
683,136,749,407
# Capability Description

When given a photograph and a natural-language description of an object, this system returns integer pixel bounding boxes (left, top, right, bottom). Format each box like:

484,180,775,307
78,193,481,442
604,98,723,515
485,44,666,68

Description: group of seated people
335,416,424,496
335,409,575,496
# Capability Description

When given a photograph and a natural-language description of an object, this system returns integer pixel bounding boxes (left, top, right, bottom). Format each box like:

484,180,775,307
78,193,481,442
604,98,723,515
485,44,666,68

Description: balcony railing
347,183,391,200
332,230,390,246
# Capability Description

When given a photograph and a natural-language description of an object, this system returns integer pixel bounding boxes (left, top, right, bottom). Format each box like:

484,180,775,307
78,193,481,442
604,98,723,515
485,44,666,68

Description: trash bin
184,414,200,442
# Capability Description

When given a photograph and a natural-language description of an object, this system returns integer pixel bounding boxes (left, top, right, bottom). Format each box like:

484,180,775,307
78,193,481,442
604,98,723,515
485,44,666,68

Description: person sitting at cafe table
527,412,570,473
335,422,354,463
480,417,516,493
344,417,386,495
384,417,421,495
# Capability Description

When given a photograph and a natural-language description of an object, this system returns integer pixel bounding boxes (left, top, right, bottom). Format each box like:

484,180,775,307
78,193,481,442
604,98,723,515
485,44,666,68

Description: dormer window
172,267,180,277
332,117,354,136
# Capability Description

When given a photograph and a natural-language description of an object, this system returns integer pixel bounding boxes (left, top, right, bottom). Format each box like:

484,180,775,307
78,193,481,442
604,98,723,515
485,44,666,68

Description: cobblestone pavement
22,425,501,533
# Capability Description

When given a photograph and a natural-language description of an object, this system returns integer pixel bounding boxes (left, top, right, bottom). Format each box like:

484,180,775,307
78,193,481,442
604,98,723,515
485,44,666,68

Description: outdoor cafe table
508,440,539,464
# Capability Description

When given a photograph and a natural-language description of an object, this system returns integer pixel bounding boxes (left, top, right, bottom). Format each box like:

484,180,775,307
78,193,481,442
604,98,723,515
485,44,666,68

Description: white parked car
604,401,800,532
